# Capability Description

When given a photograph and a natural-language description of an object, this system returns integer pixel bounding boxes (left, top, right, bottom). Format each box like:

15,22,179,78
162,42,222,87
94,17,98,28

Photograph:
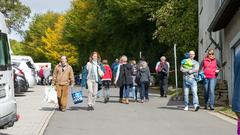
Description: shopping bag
45,86,58,104
71,88,83,104
43,86,50,102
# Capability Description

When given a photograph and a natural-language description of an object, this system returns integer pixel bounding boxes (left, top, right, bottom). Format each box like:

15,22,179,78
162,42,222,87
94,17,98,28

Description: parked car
13,66,29,94
12,60,36,88
0,12,18,129
11,55,38,86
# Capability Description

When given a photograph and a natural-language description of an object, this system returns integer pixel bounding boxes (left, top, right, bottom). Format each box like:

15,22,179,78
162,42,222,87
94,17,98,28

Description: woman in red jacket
201,49,221,110
102,59,113,103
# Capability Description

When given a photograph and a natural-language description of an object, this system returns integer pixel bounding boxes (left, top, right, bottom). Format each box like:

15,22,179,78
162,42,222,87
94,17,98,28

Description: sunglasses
208,53,214,55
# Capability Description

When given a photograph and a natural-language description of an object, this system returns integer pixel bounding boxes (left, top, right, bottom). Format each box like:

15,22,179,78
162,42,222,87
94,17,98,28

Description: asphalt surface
44,87,236,135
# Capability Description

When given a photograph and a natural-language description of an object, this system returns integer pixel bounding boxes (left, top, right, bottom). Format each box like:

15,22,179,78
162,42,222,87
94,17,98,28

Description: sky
9,0,72,41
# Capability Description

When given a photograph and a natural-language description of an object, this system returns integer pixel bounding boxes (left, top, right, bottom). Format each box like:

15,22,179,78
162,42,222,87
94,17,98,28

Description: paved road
44,87,236,135
0,86,56,135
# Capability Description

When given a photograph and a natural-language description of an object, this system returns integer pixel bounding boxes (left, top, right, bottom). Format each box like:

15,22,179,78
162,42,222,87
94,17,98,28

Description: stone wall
198,79,228,106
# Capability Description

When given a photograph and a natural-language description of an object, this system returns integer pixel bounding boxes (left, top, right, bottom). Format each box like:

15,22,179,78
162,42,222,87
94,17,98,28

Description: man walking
155,56,169,97
180,51,200,111
52,56,74,112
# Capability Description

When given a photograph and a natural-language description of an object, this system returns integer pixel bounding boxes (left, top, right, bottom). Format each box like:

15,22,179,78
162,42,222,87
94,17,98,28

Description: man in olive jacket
52,56,74,112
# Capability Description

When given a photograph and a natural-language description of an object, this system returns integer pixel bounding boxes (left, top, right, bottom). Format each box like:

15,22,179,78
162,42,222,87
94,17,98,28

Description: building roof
208,0,240,32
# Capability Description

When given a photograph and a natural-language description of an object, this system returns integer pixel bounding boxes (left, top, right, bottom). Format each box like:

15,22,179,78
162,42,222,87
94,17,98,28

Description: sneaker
125,99,129,104
194,106,200,112
184,106,189,111
209,106,214,111
87,106,92,111
58,107,62,111
88,106,94,111
119,99,123,103
104,98,107,103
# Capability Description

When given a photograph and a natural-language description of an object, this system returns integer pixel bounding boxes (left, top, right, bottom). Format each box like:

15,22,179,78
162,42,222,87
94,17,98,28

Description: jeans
128,85,138,99
134,85,138,100
120,84,132,99
204,78,217,107
124,84,132,99
102,80,110,99
140,82,149,100
183,76,199,107
159,76,168,96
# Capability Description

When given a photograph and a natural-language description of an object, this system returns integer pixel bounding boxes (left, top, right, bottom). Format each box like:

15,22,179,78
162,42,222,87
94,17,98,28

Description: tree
41,16,79,65
10,39,25,55
0,0,31,33
152,0,198,54
23,12,60,62
64,0,163,70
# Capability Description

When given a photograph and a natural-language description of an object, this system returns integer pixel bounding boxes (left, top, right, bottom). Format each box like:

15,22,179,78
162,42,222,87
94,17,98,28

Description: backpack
80,65,88,87
112,63,119,74
135,71,141,85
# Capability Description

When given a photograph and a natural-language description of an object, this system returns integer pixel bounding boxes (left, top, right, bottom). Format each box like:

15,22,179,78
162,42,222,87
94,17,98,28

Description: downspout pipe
208,31,222,51
207,31,224,79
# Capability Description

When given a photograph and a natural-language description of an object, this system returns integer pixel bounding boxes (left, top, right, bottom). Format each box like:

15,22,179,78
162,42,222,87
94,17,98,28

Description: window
0,33,11,71
12,61,20,67
26,61,34,69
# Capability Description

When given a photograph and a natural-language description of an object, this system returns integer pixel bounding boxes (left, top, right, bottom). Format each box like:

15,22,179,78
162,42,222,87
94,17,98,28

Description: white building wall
198,0,222,62
223,10,240,103
199,0,240,104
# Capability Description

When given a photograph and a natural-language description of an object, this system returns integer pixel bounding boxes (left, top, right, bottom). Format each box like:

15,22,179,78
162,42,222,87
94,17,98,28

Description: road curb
208,111,237,125
37,105,57,135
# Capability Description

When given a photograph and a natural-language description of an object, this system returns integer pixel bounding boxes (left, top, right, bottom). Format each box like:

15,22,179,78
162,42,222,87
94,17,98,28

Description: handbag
195,71,205,83
135,71,141,85
71,88,83,104
44,86,58,104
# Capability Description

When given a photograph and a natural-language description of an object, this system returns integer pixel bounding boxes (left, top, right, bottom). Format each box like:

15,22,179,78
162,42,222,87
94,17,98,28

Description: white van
0,13,18,128
11,55,37,87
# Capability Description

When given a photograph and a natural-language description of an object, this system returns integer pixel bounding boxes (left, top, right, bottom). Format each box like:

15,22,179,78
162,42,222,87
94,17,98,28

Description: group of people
39,65,51,85
80,53,155,111
51,52,170,112
180,50,221,111
51,49,221,113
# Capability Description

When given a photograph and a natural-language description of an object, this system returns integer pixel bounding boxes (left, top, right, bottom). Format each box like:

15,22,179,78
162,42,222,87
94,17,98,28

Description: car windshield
12,61,20,67
0,33,11,71
26,61,35,69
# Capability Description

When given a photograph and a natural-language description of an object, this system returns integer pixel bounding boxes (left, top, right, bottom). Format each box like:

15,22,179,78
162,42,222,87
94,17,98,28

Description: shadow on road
40,107,56,111
14,94,26,97
156,94,185,111
96,100,120,104
67,106,89,111
0,133,10,135
157,106,183,111
25,90,35,93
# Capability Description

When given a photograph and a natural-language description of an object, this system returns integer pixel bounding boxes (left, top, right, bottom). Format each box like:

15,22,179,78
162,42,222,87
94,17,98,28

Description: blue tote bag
71,88,83,104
